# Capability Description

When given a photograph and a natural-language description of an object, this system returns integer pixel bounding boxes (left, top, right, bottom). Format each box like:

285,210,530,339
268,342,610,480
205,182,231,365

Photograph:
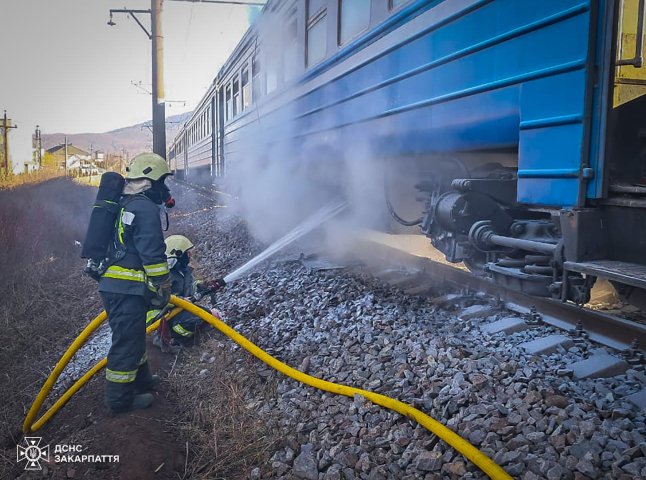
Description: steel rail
356,237,646,354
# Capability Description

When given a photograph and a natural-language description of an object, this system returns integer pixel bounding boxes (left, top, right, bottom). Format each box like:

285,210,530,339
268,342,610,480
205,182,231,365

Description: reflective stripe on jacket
172,323,193,337
99,194,169,296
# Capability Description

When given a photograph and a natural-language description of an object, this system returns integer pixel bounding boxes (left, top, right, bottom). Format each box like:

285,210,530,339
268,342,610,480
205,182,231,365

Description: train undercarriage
388,159,644,307
396,126,646,307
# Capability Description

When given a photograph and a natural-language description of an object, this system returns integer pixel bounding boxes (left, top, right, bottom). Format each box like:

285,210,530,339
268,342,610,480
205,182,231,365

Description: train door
561,0,646,303
604,0,646,195
210,95,217,179
216,87,225,177
183,131,188,178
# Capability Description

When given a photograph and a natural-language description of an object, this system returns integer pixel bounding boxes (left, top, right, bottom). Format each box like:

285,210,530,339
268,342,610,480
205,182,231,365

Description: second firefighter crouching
148,234,225,348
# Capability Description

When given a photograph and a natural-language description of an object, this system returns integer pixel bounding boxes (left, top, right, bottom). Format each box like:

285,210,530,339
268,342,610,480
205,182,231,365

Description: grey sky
0,0,254,166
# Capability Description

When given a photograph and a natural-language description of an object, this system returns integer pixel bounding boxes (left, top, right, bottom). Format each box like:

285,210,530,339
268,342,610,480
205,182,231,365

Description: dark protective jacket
147,262,205,339
98,194,170,297
170,263,196,297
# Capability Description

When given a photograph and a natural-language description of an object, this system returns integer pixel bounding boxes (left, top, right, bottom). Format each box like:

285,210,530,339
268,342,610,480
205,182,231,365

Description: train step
564,260,646,290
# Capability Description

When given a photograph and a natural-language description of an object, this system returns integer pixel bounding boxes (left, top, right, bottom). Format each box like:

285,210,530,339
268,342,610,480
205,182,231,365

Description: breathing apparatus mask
142,178,175,231
168,252,189,270
144,179,175,208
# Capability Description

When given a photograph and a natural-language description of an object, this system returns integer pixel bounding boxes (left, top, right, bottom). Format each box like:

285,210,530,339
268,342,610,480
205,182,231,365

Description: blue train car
171,0,646,305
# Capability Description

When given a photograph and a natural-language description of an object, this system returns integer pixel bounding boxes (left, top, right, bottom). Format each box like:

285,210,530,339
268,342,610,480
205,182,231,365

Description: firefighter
98,152,174,414
148,234,225,347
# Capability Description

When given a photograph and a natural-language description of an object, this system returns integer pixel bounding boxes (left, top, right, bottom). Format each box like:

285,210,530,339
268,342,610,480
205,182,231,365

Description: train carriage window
225,85,232,121
233,79,240,117
266,59,279,94
252,55,262,99
242,68,251,110
389,0,410,8
339,0,371,44
309,0,325,17
284,15,299,81
307,1,327,67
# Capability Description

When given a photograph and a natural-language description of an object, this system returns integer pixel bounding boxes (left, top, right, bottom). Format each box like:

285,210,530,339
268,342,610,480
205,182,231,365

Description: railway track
356,232,646,354
352,231,646,408
171,178,646,360
169,177,232,202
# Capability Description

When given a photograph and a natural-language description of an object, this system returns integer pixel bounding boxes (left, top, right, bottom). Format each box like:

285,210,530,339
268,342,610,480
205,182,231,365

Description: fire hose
23,296,511,480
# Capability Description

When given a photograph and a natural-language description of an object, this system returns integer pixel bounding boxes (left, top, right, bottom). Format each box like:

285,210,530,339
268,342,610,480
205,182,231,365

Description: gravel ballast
70,181,646,479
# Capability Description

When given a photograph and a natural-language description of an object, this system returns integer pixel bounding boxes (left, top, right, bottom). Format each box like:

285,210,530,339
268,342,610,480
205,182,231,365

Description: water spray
223,201,346,285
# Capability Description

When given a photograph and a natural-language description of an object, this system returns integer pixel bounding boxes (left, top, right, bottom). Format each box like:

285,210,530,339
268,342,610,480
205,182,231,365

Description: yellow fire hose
23,296,510,479
23,308,182,434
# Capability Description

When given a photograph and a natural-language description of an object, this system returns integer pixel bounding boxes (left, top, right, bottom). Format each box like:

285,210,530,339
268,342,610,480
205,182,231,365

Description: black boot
136,374,160,393
109,393,154,414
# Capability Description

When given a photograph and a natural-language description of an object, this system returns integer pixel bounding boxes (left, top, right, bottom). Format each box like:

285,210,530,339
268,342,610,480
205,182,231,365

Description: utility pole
120,148,128,174
89,143,94,177
151,0,166,158
34,125,42,168
64,135,68,176
1,110,18,177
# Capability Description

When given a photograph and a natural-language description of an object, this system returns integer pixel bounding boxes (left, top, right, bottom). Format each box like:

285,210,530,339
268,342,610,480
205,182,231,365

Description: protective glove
83,259,102,282
204,278,226,292
150,278,172,309
193,278,226,301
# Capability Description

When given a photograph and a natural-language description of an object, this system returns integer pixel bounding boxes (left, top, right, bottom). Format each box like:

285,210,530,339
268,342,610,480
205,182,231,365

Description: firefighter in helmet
148,234,225,347
98,152,174,414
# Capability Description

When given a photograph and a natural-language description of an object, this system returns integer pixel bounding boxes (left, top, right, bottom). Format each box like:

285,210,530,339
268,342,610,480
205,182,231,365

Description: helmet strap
161,206,170,232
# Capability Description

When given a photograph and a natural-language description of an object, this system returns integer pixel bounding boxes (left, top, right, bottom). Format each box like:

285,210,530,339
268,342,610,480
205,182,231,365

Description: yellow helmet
125,152,172,181
165,235,194,259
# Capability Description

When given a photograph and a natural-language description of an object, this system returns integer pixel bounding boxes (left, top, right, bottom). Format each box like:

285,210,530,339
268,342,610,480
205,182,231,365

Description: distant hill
42,111,192,155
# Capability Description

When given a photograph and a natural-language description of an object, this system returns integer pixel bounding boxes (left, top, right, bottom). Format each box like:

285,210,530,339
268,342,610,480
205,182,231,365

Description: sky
0,0,258,170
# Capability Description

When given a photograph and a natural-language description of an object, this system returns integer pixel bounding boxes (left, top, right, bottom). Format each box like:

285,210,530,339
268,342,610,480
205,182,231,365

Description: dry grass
0,178,100,475
0,167,66,190
166,336,281,479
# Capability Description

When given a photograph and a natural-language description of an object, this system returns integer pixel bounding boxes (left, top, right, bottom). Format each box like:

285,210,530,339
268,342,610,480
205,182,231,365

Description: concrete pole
151,0,166,159
64,135,68,176
2,110,8,177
